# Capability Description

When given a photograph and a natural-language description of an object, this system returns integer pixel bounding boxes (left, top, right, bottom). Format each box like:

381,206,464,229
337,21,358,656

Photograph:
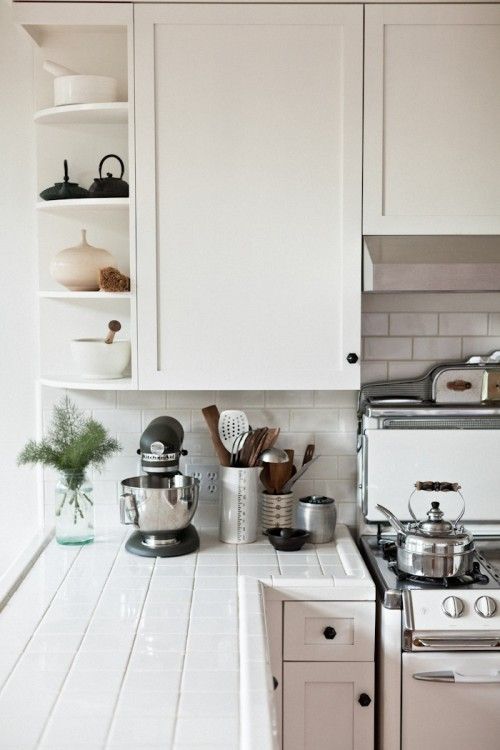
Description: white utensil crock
219,467,260,544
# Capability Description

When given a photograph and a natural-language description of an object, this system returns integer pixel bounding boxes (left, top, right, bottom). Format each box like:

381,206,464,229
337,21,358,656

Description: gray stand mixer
120,416,200,557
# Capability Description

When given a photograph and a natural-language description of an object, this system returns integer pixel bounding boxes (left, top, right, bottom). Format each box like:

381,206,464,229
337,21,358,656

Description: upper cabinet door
364,5,500,235
135,4,362,390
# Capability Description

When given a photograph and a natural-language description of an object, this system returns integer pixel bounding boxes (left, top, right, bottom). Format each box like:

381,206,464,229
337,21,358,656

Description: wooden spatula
302,444,315,466
201,405,231,466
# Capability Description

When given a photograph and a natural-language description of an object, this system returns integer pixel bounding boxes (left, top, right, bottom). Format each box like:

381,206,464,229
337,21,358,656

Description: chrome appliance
120,416,200,557
358,355,500,750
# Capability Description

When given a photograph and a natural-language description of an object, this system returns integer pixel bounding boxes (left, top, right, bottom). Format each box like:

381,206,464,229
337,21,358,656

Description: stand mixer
120,416,200,557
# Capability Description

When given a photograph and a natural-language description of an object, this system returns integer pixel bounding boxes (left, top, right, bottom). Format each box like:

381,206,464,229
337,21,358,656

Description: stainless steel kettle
376,481,475,579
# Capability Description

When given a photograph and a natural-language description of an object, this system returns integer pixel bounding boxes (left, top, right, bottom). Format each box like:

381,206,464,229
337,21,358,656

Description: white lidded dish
44,61,118,107
70,338,131,379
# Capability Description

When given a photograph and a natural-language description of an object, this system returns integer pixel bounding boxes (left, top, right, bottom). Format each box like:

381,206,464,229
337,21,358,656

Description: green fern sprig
18,397,121,485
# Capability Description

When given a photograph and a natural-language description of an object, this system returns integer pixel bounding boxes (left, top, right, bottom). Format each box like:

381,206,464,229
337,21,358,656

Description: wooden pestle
105,320,121,344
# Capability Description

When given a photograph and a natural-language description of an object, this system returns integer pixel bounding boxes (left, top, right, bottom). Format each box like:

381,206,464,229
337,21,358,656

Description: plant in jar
18,397,121,544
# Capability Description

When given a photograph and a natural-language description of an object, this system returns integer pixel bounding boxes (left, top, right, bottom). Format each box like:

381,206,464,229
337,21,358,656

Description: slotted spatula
218,410,250,454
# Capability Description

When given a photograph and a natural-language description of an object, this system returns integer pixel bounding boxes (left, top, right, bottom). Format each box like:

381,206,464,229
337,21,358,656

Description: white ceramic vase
50,229,115,291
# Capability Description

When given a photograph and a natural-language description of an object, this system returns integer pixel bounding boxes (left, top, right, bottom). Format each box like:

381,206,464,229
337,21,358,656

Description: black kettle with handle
89,154,129,198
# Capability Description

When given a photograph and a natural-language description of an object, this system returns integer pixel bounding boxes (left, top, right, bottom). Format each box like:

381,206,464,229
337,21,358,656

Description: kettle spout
376,504,407,535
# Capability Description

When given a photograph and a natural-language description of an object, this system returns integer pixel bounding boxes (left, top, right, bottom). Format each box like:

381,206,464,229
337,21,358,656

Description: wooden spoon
268,451,294,494
260,464,274,493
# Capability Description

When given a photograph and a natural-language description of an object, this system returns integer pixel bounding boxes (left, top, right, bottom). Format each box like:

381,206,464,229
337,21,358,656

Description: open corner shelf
36,198,129,212
34,102,129,125
38,291,133,300
39,376,135,391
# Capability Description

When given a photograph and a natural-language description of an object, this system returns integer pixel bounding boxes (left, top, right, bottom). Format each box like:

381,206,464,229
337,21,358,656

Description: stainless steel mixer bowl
120,474,199,534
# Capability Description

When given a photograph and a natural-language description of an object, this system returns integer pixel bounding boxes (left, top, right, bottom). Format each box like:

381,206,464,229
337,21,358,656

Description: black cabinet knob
346,353,359,364
358,693,372,707
323,626,337,640
273,676,279,690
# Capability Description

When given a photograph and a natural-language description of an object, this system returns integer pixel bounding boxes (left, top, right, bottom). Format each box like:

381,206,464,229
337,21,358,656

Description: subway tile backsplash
42,292,500,531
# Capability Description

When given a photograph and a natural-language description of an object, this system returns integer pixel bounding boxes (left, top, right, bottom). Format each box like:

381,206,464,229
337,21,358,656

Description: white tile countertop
0,504,374,750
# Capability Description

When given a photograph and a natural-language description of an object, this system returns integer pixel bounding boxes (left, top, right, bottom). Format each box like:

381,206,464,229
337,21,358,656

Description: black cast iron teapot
40,160,90,201
89,154,129,198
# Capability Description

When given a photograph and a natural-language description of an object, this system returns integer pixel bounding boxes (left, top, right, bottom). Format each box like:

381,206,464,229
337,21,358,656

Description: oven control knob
442,596,464,618
474,596,497,618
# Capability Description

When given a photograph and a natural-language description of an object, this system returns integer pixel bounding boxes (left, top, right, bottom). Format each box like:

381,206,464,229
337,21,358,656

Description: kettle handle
408,484,465,526
99,154,125,180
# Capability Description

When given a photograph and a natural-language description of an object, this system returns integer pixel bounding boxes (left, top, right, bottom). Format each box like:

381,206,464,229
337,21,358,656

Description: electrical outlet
184,462,220,502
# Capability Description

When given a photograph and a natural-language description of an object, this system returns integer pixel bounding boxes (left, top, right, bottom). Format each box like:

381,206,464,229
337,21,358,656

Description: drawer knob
323,626,337,640
346,353,359,364
358,693,372,707
273,676,279,691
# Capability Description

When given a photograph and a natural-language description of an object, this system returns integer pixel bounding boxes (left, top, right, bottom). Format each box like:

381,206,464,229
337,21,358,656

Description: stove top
360,534,500,609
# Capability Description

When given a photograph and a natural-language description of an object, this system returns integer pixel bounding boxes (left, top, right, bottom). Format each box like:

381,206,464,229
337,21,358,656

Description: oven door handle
412,634,500,649
414,670,500,683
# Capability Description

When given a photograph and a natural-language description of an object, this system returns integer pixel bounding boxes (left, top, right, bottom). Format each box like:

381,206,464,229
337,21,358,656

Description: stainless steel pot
376,482,475,579
120,474,199,534
295,495,337,544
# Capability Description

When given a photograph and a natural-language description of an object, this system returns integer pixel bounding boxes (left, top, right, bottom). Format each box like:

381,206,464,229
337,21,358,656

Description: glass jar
55,472,94,545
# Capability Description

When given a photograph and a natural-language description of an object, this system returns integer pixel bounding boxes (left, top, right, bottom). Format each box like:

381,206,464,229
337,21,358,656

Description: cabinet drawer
284,601,374,661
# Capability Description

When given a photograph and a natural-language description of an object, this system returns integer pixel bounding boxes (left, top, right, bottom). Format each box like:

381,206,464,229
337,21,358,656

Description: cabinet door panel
364,4,500,234
283,661,374,750
135,4,362,389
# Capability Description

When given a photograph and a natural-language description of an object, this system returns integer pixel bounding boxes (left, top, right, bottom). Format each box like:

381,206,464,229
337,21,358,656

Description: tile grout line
0,543,83,696
171,548,198,748
101,551,161,749
34,534,128,748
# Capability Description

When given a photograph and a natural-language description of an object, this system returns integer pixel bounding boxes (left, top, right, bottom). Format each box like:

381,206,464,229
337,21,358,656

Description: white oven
402,652,500,750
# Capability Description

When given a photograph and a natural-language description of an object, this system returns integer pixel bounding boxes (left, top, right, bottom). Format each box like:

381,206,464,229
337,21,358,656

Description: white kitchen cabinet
364,4,500,235
134,4,363,390
283,661,374,750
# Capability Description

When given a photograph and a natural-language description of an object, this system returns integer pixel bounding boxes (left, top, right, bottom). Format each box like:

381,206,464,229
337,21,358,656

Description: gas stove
358,359,500,750
360,535,500,610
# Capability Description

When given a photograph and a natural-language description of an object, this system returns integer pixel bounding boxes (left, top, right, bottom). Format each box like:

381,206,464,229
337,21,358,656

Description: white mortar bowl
70,339,131,380
54,75,118,106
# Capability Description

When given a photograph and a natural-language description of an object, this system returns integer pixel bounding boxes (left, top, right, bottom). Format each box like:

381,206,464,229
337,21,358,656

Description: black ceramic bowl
265,527,310,552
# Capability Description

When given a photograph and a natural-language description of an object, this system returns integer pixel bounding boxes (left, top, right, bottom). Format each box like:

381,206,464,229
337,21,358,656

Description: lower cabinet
283,661,374,750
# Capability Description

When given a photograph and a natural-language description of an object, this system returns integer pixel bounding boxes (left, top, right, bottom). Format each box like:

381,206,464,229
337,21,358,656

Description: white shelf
40,376,134,391
34,102,128,125
38,291,133,300
37,198,129,211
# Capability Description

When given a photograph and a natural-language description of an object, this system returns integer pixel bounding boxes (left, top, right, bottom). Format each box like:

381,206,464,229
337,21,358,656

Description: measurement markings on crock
237,470,250,542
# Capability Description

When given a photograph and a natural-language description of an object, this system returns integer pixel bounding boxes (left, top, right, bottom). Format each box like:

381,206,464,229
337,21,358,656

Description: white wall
0,6,39,576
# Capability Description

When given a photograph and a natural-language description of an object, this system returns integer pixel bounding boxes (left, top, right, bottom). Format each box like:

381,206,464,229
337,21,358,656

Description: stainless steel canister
295,495,337,544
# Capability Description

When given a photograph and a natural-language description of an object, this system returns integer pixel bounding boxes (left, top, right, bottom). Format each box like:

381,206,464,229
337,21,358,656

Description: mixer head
140,416,187,474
